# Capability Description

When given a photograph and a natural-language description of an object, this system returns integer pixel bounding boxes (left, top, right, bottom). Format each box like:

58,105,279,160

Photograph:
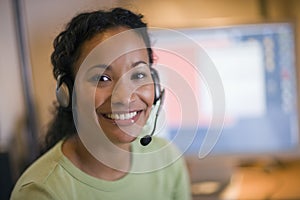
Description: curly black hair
43,7,153,151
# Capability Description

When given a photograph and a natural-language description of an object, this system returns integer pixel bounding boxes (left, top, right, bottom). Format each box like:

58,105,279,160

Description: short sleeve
10,182,57,200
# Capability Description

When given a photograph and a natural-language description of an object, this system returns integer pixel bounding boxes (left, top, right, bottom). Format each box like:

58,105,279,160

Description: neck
62,135,131,181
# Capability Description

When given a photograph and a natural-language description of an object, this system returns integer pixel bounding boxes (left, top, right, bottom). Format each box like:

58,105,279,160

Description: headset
56,73,73,110
140,68,165,146
56,68,165,146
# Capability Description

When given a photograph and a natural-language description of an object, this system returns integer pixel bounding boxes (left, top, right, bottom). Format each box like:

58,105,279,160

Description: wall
2,0,300,156
0,0,26,151
2,0,300,197
122,0,261,27
22,0,263,139
22,0,120,136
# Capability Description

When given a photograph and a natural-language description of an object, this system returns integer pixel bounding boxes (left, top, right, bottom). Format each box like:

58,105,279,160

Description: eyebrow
131,61,148,68
87,64,111,72
88,61,148,71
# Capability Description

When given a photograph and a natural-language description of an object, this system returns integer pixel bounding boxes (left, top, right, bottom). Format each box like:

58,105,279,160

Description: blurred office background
1,0,300,199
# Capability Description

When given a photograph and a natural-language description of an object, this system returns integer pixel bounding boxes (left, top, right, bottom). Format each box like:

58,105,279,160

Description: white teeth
105,111,137,120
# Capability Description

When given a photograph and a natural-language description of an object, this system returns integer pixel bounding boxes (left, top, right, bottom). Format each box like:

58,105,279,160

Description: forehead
76,27,148,71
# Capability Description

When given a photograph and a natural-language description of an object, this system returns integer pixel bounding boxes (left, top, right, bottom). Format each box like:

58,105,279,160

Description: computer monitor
150,21,299,185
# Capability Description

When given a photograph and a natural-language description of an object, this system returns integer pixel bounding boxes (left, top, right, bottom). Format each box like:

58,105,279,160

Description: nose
111,79,136,106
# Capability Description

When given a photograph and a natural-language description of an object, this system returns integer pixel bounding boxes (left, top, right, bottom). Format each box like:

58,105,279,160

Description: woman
11,7,191,200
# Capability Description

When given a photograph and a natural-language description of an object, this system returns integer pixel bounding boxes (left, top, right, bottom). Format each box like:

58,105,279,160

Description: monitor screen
150,22,299,156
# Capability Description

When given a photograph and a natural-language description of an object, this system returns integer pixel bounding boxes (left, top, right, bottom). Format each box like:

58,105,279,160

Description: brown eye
90,74,111,82
99,75,111,82
131,72,147,80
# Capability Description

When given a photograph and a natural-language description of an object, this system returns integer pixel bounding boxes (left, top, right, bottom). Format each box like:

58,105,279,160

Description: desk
220,159,300,199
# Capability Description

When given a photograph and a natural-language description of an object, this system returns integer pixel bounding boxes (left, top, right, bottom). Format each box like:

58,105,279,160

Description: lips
104,111,138,120
101,110,143,125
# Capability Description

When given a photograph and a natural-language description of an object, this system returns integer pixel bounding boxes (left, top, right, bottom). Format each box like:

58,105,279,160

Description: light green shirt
11,137,191,200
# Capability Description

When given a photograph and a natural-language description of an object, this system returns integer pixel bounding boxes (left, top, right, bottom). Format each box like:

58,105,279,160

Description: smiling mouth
103,111,141,120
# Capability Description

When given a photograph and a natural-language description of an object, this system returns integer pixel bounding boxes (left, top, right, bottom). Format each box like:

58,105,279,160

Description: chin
103,128,139,146
110,135,137,148
97,113,146,145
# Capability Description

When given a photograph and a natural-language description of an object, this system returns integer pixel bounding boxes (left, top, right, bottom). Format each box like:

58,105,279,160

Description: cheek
75,83,98,108
94,88,110,108
137,84,155,107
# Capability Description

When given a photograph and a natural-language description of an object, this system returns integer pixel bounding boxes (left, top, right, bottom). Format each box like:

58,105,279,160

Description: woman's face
75,27,154,147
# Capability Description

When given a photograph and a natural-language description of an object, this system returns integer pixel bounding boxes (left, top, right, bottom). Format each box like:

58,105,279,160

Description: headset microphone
140,135,152,146
140,89,165,146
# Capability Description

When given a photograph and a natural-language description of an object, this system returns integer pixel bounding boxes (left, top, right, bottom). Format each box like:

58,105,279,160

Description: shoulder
10,181,57,200
10,142,63,199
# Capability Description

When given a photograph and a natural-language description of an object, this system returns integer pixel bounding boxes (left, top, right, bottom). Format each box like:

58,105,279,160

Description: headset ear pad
56,74,73,108
150,68,162,105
